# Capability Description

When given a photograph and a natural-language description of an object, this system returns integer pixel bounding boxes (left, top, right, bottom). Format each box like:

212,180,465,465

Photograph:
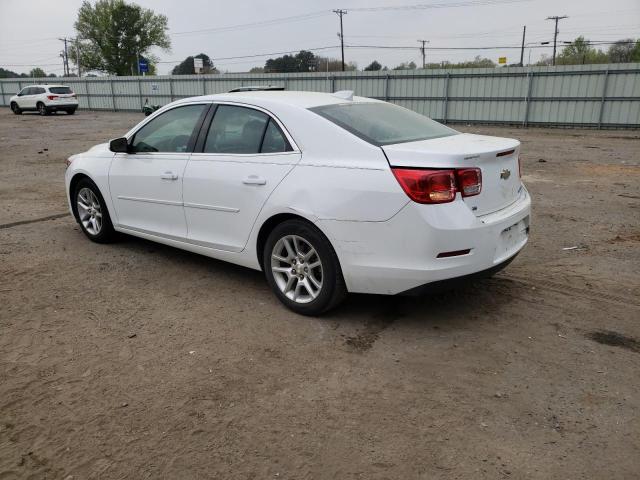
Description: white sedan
65,89,530,315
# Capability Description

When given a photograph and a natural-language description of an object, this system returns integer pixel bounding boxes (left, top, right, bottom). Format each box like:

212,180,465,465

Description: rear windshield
310,102,458,146
48,86,72,94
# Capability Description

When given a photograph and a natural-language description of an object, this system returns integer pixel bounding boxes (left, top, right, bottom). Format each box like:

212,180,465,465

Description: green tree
364,60,382,71
608,38,640,63
0,68,21,78
249,66,265,73
393,61,417,70
556,37,608,65
171,53,218,75
315,56,356,72
74,0,170,75
29,68,46,77
264,50,321,73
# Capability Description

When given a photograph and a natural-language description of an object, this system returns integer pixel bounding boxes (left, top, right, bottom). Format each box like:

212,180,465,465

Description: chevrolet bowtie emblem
500,169,511,180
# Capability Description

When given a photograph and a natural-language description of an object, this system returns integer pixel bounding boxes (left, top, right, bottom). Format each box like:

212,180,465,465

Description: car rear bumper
46,103,78,109
318,185,531,295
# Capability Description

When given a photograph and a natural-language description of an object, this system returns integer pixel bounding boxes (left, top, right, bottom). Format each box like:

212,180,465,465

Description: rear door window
204,105,292,154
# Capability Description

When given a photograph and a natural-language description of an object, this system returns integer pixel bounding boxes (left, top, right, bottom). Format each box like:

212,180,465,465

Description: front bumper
318,186,531,295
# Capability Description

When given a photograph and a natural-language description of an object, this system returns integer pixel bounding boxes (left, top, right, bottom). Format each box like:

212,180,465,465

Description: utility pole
75,39,81,77
546,15,568,66
418,39,430,69
58,37,70,76
333,9,347,71
519,26,526,66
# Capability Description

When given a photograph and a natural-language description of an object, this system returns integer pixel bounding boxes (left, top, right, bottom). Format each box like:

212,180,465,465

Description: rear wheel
10,102,22,115
263,219,346,316
74,178,116,243
37,102,49,116
66,108,76,115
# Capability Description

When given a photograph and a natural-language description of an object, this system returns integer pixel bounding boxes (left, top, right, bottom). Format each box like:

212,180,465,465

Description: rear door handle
242,175,266,186
161,171,178,180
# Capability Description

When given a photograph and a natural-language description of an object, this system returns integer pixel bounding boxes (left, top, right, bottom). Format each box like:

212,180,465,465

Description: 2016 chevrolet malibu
65,89,530,315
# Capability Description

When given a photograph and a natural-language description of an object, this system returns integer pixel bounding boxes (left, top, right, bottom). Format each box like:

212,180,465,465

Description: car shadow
113,232,522,328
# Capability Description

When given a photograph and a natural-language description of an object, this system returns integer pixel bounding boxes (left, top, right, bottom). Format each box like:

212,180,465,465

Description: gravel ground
1,109,639,479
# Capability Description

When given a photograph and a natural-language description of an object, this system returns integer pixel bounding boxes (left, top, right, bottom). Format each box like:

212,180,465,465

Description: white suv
10,84,78,115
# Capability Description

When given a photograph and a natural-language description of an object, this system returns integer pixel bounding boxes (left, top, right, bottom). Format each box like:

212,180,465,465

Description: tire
263,219,347,316
10,102,22,115
66,108,76,115
37,102,49,116
74,178,117,243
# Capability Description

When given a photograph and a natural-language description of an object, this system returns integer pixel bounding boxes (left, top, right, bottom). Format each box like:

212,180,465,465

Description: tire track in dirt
0,213,69,230
501,274,640,308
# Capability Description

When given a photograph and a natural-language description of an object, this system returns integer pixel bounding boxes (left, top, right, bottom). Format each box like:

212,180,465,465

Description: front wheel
10,102,22,115
264,220,346,316
74,178,117,243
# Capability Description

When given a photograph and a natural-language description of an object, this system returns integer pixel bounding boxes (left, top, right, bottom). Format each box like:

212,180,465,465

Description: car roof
22,84,71,88
178,90,381,110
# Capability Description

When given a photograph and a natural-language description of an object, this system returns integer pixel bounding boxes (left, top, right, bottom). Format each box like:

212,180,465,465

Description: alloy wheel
270,235,323,304
77,187,103,235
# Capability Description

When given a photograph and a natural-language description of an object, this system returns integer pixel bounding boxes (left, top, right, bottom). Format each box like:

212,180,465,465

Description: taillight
391,167,483,204
456,168,482,197
391,168,457,204
47,95,58,100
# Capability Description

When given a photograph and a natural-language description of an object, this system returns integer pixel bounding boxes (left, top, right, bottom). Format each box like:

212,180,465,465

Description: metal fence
1,63,639,128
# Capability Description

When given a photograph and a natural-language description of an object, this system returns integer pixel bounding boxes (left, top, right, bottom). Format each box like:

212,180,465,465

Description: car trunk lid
382,133,521,216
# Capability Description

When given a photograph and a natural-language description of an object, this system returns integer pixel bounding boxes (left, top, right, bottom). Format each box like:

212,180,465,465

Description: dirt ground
1,108,639,480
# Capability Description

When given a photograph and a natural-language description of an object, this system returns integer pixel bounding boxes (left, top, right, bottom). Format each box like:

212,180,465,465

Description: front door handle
242,175,266,186
161,171,178,180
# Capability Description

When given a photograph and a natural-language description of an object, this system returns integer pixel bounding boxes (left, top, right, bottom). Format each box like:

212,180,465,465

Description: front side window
131,104,206,153
204,105,291,154
310,102,458,146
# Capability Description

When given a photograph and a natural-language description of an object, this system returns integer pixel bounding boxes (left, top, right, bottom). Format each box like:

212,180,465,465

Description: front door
183,104,300,252
109,103,208,239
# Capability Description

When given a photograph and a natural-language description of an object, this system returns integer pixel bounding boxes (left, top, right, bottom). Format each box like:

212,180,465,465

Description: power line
170,11,331,37
349,0,535,12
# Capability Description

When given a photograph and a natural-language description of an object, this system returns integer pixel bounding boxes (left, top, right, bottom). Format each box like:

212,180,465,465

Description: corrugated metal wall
1,63,638,127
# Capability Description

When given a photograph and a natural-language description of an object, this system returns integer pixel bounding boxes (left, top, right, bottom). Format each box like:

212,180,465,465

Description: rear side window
49,87,72,94
261,119,290,153
204,105,291,154
131,104,206,153
310,102,458,146
36,87,46,94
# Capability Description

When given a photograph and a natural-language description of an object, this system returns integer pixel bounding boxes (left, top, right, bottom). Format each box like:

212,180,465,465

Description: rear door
183,103,300,252
109,103,209,238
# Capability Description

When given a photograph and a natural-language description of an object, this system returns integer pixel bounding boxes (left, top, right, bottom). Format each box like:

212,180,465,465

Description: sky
0,0,638,75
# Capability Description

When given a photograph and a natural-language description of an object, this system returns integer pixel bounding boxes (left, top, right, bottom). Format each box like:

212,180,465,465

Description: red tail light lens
391,168,457,204
392,167,483,203
47,95,58,100
456,168,482,197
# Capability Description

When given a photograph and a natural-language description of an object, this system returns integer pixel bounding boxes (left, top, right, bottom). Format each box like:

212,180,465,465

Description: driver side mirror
109,137,129,153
